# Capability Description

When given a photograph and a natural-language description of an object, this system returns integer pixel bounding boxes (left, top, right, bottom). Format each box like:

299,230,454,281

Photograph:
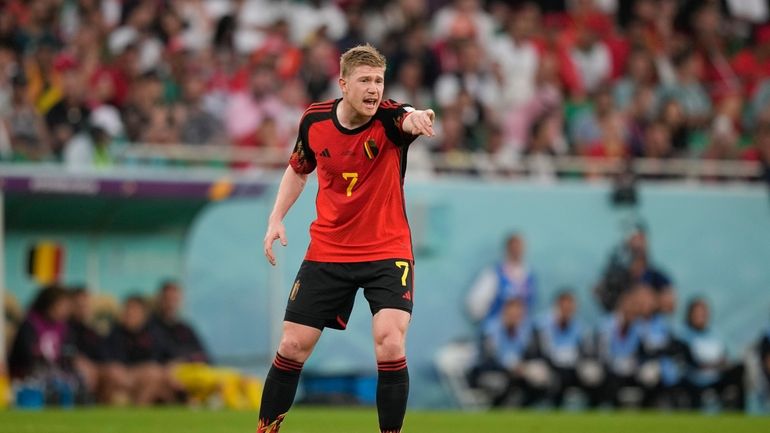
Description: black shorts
284,258,414,330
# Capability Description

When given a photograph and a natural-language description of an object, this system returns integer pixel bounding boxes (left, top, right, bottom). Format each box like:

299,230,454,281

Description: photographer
594,224,674,312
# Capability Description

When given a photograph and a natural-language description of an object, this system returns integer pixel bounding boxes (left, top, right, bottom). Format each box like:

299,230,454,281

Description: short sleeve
288,116,316,174
379,99,419,148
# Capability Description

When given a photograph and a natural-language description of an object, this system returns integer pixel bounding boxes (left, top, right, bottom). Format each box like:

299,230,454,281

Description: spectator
490,3,540,109
64,112,120,169
658,50,712,127
3,73,50,161
470,296,546,407
149,281,209,364
569,87,628,158
523,110,564,181
44,58,90,159
0,41,16,119
732,25,770,99
569,14,612,94
387,58,432,114
387,23,440,91
703,92,743,160
596,288,643,407
432,0,497,46
536,290,601,407
742,121,770,190
681,297,745,410
68,287,105,400
8,285,81,405
102,295,170,406
503,51,566,157
298,36,339,103
284,0,347,45
336,5,367,54
613,49,657,111
434,39,500,152
121,70,163,144
467,233,537,327
178,73,225,146
659,98,692,155
626,85,657,157
641,121,673,160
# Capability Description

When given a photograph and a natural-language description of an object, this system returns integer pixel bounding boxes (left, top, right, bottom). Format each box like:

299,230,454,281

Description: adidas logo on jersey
402,290,412,301
319,148,331,158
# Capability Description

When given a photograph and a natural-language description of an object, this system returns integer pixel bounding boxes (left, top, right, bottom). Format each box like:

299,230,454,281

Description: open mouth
363,97,378,110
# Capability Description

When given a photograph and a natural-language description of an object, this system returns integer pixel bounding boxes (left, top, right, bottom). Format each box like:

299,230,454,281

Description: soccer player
260,44,435,433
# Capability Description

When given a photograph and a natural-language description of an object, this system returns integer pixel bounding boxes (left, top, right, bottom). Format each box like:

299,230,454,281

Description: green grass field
1,407,769,433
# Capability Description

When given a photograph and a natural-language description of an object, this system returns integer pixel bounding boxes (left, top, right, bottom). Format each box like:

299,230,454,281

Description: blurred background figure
635,284,685,408
102,295,170,406
467,233,538,328
150,281,208,365
8,285,80,406
681,298,745,411
470,296,547,407
535,290,601,408
596,288,643,407
68,287,105,402
594,224,674,312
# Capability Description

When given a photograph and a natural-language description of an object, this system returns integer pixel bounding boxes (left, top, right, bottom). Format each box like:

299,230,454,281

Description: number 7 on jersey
342,172,358,197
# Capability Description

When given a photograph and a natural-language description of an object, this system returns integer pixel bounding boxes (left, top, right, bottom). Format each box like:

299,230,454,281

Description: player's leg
362,258,414,433
259,261,357,432
258,321,321,433
372,309,411,433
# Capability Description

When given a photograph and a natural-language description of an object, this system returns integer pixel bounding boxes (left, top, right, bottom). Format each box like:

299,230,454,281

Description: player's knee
278,335,312,362
374,331,406,360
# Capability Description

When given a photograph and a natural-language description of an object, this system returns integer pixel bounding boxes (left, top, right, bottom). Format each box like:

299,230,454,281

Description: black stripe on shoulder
299,110,333,142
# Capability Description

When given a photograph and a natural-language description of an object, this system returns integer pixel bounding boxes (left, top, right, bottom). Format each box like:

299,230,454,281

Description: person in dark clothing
68,287,105,399
102,295,170,406
8,284,81,405
149,281,209,364
594,224,674,312
681,298,745,411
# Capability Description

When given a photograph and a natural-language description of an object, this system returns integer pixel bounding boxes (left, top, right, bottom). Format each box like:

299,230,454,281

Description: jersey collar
332,98,376,135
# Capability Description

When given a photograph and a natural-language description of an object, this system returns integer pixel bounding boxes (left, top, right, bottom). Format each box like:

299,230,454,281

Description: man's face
502,299,525,327
506,237,524,262
123,301,147,331
340,65,385,118
160,285,183,318
557,295,576,321
72,292,91,321
690,302,709,330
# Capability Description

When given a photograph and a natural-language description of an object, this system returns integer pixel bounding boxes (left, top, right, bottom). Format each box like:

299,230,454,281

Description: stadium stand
0,0,766,182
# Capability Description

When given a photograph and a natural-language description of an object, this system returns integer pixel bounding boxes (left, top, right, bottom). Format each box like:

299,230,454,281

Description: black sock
257,353,304,433
376,357,409,433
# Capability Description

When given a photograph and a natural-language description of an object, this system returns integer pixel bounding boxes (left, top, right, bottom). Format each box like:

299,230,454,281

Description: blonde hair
339,44,386,78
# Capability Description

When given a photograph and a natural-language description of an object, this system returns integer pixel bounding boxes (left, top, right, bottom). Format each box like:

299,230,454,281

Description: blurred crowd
4,280,261,408
0,0,769,174
463,229,770,410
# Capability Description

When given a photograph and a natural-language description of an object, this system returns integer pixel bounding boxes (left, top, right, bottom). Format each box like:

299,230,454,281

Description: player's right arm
264,166,309,266
264,118,317,266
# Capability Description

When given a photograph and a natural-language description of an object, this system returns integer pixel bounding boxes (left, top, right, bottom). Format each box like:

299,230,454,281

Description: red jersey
289,98,418,262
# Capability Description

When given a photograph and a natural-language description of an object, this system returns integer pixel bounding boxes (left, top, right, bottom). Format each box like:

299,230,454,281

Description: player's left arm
401,108,436,137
